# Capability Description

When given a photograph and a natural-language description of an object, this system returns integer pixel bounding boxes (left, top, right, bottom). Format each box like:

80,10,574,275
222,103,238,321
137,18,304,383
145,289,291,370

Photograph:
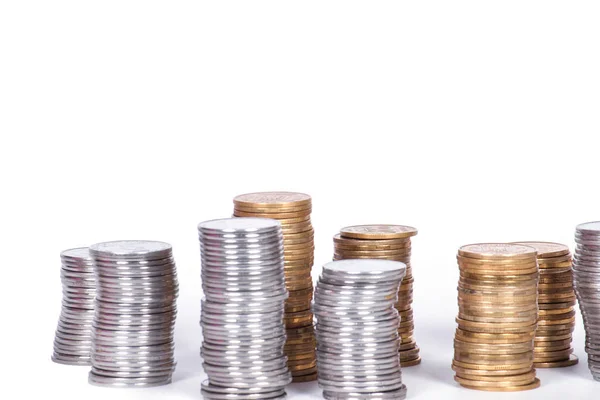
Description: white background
1,1,600,399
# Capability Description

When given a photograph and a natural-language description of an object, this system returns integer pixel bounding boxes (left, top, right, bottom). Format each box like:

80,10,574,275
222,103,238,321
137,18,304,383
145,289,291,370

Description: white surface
2,1,600,399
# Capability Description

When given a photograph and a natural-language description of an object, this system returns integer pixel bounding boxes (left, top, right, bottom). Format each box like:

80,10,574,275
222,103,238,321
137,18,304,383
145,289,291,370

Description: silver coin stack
314,259,408,400
198,218,291,400
89,240,178,387
52,247,95,365
574,221,600,381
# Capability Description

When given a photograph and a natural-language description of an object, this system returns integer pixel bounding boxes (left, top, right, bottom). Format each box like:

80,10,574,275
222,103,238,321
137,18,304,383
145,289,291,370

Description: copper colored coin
340,225,418,240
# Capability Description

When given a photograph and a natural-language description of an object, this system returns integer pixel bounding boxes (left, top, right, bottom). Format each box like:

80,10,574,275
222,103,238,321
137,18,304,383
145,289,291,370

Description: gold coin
452,360,533,370
400,357,421,367
539,263,572,271
340,224,418,240
233,209,312,219
456,370,536,383
334,248,411,257
399,346,420,359
452,363,533,376
457,293,538,303
458,243,537,260
286,351,316,361
457,255,539,267
233,203,311,214
455,376,539,391
399,340,417,351
538,310,575,321
534,338,572,348
460,271,538,282
284,241,315,250
454,342,533,355
511,242,570,258
234,192,311,208
292,372,318,382
287,361,317,371
454,352,533,364
455,373,536,386
539,301,577,310
458,267,539,276
334,234,411,248
458,314,537,325
533,354,578,368
533,348,573,361
286,357,316,367
283,235,315,246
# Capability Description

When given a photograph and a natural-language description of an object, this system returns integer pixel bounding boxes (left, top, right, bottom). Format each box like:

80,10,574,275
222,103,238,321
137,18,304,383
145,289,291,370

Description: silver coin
322,386,407,400
90,240,172,260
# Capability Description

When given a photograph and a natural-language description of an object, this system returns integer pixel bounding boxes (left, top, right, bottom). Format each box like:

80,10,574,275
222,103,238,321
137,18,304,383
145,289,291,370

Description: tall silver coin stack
89,240,178,387
198,218,291,400
574,221,600,381
314,259,408,400
52,247,95,365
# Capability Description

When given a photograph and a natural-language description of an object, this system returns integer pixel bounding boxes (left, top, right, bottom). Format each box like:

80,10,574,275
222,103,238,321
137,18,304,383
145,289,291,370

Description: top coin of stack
452,243,540,392
513,242,578,368
233,191,317,382
333,224,420,367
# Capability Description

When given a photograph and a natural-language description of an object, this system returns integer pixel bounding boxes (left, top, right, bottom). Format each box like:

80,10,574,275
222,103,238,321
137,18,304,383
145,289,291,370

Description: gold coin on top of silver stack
452,243,541,392
513,242,578,368
233,191,317,383
334,224,420,367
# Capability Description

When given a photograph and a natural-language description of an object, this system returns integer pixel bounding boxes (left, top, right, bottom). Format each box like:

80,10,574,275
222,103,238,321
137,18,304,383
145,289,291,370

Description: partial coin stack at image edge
89,240,178,387
198,218,291,399
513,241,578,368
233,192,317,382
52,247,95,366
452,243,540,392
333,224,420,367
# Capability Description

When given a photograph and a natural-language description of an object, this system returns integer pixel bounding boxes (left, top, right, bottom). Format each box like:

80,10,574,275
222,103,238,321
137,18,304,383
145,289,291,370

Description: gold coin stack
333,224,420,367
452,243,541,392
513,242,578,368
233,191,317,382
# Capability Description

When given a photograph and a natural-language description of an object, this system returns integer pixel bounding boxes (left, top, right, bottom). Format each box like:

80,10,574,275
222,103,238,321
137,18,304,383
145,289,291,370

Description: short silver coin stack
314,259,408,400
89,240,178,387
52,247,95,365
198,218,291,400
574,221,600,381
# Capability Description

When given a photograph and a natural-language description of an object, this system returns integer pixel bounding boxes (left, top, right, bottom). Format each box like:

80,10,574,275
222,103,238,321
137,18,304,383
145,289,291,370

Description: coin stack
314,259,408,400
198,218,291,399
513,242,578,368
89,241,178,387
452,243,540,392
573,221,600,380
233,192,317,382
333,224,420,367
52,247,95,365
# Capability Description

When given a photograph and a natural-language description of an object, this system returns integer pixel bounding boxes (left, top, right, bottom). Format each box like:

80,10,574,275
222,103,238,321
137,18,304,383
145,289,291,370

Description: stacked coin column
573,221,600,380
452,243,540,392
89,241,178,387
314,259,408,400
513,242,578,368
52,248,95,365
198,218,291,398
233,192,317,382
333,225,420,367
